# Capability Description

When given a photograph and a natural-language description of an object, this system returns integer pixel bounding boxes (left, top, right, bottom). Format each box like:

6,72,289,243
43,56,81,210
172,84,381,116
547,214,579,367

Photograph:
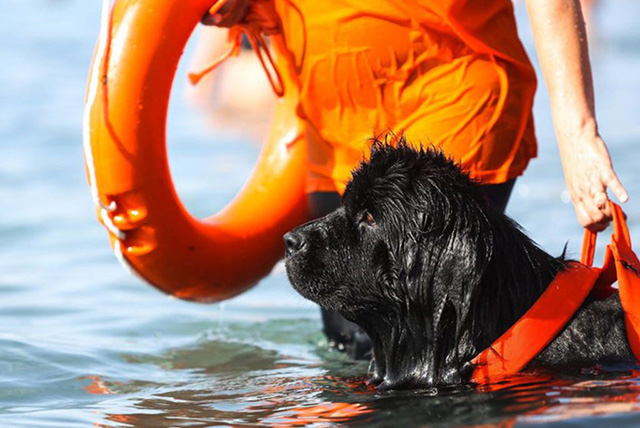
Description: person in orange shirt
204,0,628,356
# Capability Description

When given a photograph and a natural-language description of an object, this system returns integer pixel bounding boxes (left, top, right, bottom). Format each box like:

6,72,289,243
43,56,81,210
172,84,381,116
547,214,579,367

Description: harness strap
473,202,638,383
583,202,640,359
471,263,599,383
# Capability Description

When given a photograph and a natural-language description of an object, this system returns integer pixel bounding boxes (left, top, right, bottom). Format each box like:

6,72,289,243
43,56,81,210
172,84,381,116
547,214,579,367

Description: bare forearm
525,0,627,231
525,0,596,142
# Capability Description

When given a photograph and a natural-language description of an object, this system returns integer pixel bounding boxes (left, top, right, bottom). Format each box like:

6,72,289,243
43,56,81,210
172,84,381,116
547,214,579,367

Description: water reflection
81,337,640,427
83,340,372,427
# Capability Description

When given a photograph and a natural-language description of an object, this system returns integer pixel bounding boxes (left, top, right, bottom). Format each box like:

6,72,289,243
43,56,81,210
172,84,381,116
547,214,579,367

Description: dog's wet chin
285,255,338,307
284,256,320,303
284,258,305,293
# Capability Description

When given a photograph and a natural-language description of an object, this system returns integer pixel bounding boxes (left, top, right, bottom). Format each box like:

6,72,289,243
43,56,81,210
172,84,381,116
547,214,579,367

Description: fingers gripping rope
188,0,285,96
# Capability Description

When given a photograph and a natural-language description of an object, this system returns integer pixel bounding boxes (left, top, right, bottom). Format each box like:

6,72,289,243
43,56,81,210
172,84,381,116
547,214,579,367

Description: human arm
525,0,628,232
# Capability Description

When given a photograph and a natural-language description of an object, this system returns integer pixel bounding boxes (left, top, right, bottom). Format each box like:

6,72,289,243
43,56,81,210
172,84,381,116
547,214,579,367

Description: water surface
1,0,640,426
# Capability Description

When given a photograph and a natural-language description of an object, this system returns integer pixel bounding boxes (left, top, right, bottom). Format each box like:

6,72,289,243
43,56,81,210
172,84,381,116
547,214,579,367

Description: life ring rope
188,0,285,96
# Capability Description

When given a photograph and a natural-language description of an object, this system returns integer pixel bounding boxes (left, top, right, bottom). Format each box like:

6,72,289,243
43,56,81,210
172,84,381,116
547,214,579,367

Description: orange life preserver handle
582,202,640,359
581,202,632,268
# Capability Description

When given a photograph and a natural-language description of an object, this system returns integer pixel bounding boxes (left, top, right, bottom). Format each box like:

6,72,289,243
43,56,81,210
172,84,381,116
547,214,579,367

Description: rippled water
2,1,640,426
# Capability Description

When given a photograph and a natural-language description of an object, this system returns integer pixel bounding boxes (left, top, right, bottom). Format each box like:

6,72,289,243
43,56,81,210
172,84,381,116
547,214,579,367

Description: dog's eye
360,210,376,227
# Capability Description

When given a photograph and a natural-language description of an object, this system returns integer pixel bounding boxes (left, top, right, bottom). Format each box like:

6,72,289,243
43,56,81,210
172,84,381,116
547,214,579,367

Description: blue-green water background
2,1,640,426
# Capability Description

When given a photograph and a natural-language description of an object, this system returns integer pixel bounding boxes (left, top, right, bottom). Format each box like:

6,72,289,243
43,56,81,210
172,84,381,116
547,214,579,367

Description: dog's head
285,140,492,312
285,140,563,389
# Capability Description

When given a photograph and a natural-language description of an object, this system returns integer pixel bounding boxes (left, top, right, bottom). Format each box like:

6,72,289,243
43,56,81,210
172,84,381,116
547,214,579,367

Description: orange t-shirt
274,0,537,193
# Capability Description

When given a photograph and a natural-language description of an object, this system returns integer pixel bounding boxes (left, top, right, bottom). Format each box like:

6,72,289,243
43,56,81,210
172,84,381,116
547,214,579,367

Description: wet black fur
285,139,634,390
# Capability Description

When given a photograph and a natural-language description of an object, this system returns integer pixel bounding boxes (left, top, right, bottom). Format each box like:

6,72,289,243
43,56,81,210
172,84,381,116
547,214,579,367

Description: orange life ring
82,0,310,302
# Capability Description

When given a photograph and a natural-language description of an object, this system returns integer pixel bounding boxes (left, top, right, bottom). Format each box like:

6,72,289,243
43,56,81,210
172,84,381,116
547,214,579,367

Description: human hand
559,129,628,232
201,0,280,36
201,0,250,27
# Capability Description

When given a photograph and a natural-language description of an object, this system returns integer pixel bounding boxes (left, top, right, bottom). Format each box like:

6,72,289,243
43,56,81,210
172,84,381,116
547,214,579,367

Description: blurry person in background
186,26,275,140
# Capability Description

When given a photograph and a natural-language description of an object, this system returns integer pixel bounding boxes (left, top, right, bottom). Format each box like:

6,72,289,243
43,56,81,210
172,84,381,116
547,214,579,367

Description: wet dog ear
416,208,494,340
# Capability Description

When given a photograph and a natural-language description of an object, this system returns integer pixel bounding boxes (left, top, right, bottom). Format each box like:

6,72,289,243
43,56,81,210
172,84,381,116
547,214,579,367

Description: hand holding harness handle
582,202,640,359
472,202,637,384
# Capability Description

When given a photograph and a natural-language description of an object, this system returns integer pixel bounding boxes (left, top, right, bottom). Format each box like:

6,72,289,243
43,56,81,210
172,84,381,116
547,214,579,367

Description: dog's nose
284,232,304,256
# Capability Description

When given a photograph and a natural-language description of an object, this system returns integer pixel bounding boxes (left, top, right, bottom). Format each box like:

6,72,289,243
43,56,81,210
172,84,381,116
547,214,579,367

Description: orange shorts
275,0,538,194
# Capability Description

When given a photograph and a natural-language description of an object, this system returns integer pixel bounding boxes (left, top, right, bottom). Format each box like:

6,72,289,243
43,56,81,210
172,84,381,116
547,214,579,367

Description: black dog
285,140,634,390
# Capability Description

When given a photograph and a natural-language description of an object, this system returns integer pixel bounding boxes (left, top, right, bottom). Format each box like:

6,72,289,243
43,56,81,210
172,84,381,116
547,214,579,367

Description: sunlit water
1,1,640,426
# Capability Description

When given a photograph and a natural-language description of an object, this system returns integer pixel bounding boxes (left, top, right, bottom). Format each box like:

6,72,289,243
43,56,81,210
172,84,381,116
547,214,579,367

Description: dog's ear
416,208,493,339
438,226,491,332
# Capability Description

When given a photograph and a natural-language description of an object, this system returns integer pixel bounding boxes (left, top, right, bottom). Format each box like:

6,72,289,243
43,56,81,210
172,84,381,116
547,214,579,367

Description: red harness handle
581,202,632,267
582,202,640,359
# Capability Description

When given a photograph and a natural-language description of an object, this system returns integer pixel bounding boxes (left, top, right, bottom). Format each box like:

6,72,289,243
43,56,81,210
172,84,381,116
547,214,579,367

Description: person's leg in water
308,180,517,359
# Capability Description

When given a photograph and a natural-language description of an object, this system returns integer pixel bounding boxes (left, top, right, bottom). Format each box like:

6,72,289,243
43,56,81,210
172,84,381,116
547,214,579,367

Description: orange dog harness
472,203,640,383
